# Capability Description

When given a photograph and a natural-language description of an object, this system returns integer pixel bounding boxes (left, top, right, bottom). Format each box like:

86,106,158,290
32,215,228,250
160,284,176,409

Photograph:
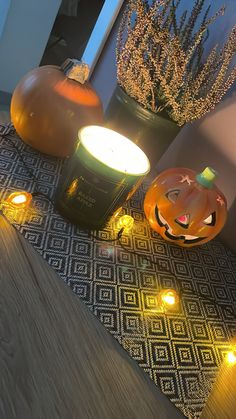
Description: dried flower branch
117,0,236,126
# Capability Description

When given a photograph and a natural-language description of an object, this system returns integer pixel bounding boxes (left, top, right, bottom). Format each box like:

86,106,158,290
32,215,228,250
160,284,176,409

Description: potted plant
105,0,236,166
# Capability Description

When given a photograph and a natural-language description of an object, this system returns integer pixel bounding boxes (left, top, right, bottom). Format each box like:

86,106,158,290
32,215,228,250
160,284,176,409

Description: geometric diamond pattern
71,238,93,258
120,287,140,309
195,345,218,368
190,264,206,280
173,260,190,277
183,297,205,318
154,370,180,400
173,343,197,369
95,283,117,307
123,338,149,367
146,315,169,339
1,124,236,419
202,301,222,320
117,266,138,287
46,233,70,253
69,257,92,280
95,262,115,283
150,341,174,368
94,308,119,334
139,270,158,289
179,371,206,402
196,281,213,299
71,280,92,303
209,322,229,342
122,311,144,335
168,318,190,340
190,320,211,342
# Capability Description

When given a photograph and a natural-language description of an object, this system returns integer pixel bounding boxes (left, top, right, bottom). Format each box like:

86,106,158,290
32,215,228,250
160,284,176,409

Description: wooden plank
0,215,184,419
201,360,236,419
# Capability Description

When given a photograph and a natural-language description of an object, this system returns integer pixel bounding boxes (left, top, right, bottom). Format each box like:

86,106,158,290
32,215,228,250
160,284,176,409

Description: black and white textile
0,123,236,418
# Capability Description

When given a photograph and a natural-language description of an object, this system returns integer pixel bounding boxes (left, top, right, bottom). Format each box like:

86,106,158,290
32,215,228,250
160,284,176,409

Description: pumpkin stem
196,167,218,189
61,59,90,84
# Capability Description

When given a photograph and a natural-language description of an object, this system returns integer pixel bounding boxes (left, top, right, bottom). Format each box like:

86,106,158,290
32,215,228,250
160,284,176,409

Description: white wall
0,0,61,94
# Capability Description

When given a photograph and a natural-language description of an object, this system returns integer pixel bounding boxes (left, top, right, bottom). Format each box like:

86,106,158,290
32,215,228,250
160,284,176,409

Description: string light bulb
5,191,32,208
117,215,134,232
227,350,236,364
158,289,179,310
1,191,34,224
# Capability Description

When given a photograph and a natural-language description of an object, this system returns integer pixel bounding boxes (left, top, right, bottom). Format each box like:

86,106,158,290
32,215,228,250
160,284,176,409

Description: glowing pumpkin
144,167,227,247
10,59,103,157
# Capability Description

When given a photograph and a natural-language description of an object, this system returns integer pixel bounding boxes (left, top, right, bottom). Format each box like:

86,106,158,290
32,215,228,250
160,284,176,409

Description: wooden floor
201,358,236,418
0,214,184,419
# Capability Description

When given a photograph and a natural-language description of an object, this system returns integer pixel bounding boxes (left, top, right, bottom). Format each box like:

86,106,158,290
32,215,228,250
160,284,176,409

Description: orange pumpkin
10,59,103,157
144,167,227,247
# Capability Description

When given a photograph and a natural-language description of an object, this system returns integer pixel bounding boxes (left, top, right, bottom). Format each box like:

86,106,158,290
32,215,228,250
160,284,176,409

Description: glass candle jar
54,126,150,229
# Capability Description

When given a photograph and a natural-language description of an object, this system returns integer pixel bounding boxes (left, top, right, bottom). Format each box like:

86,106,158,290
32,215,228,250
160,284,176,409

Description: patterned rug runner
0,123,236,418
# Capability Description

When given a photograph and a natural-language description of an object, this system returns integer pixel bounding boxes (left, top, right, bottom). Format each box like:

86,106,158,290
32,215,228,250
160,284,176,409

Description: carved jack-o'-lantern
144,167,227,247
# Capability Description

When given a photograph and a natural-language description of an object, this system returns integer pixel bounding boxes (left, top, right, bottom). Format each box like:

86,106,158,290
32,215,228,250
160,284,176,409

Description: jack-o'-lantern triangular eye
203,212,216,226
166,189,180,203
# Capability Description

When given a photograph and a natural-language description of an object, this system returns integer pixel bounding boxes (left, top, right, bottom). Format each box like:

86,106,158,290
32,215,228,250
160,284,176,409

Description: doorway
40,0,105,66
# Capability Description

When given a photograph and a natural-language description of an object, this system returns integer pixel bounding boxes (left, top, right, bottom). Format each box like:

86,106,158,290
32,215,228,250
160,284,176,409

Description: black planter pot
105,85,181,168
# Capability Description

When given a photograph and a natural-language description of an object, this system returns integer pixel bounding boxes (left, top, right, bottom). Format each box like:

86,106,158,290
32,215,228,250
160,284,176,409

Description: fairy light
226,350,236,365
117,215,134,232
162,292,176,305
5,191,32,208
0,191,33,224
158,289,179,310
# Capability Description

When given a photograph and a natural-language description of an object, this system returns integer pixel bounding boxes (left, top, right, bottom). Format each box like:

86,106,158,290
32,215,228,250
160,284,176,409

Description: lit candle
55,126,150,228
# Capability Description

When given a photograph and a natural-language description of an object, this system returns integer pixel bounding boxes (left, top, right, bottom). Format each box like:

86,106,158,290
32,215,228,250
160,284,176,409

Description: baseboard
0,90,12,105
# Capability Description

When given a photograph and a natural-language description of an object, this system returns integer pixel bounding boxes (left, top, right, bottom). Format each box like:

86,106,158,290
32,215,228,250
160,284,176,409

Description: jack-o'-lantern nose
176,214,189,227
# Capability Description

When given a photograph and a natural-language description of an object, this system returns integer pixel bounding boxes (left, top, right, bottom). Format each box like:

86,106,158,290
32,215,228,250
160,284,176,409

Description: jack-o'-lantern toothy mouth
155,206,205,244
